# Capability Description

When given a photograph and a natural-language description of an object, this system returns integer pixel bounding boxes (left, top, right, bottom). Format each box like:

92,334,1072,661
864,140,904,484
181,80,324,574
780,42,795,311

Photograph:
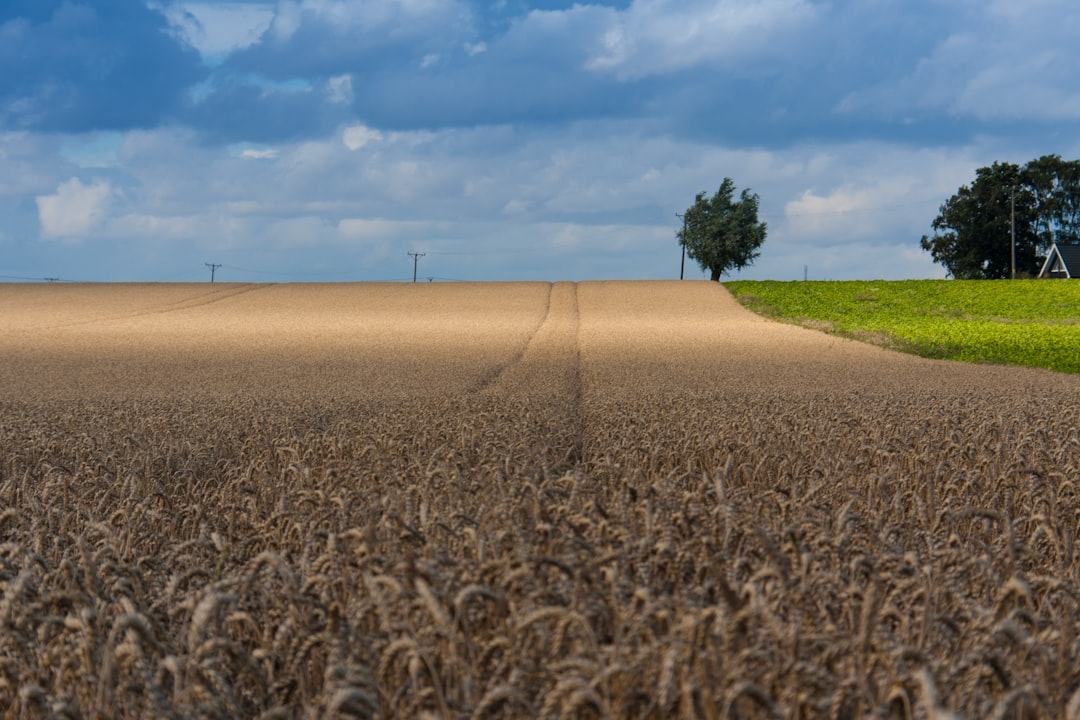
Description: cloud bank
2,0,1079,281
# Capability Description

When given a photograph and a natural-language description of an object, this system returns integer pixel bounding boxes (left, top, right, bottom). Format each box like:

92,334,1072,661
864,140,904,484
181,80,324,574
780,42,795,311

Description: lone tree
678,178,767,281
921,155,1080,279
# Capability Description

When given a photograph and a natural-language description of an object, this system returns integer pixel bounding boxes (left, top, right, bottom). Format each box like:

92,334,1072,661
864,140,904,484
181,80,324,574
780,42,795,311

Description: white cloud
36,177,114,239
787,188,864,219
326,74,354,104
952,52,1080,121
227,142,278,160
771,147,977,251
268,0,304,42
338,218,442,241
107,213,201,239
343,125,384,151
582,0,817,79
156,2,274,60
502,198,529,215
385,129,438,147
839,0,1080,122
550,223,583,250
783,183,918,244
241,148,278,160
265,0,472,43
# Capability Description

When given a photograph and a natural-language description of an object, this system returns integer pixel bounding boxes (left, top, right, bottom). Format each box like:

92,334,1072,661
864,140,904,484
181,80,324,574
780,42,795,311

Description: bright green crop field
725,279,1080,373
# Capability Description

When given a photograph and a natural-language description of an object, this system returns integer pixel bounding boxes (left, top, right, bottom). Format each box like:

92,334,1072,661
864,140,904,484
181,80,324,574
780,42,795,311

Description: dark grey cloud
181,0,1010,147
221,0,474,77
182,79,352,143
0,0,205,133
4,0,1077,148
185,0,634,139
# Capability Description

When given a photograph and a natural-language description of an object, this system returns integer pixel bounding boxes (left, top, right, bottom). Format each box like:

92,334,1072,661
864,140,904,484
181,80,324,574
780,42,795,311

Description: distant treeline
922,155,1080,278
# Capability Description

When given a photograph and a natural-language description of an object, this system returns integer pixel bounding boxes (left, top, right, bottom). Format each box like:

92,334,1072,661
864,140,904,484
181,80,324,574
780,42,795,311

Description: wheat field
1,280,1078,718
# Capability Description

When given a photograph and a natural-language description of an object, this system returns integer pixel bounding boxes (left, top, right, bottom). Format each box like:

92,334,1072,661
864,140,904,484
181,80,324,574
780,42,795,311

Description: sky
2,0,1079,283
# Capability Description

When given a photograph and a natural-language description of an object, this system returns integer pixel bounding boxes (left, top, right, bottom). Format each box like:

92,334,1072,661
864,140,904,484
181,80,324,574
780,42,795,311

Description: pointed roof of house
1038,243,1080,278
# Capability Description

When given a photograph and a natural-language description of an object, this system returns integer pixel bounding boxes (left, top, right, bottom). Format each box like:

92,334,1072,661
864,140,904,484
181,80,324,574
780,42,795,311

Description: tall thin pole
407,252,425,283
676,212,685,280
1010,189,1016,279
205,263,221,283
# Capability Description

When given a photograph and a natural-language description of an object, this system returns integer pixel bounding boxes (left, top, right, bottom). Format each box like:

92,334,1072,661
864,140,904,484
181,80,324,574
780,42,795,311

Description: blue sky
2,0,1078,282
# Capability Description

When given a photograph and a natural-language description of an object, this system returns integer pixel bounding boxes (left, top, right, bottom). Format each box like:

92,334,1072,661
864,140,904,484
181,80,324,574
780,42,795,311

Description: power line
220,263,304,277
220,263,370,280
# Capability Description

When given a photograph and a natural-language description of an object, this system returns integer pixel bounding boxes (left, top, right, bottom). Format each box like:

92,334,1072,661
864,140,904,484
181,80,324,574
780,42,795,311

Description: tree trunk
710,268,722,281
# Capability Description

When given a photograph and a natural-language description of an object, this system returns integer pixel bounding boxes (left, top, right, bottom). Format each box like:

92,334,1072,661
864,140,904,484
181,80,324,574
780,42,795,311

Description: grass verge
725,279,1080,373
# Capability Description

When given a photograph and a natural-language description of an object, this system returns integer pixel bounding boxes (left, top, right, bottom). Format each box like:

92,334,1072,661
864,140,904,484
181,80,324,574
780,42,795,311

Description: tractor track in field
468,282,553,396
474,281,586,467
25,283,273,333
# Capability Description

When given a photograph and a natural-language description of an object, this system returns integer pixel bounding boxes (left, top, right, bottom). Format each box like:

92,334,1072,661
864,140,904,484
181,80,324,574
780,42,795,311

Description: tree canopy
678,178,767,281
921,155,1080,279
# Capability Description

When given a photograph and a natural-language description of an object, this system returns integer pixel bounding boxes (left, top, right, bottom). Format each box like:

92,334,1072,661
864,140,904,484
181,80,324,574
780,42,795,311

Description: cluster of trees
921,155,1080,279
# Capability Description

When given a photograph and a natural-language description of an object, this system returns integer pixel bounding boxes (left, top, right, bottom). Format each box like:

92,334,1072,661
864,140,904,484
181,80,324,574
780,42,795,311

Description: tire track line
469,282,554,395
475,282,585,470
567,281,585,467
30,284,273,332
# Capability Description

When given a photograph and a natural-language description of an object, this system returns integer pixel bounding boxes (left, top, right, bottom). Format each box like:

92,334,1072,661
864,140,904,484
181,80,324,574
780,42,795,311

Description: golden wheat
0,280,1078,718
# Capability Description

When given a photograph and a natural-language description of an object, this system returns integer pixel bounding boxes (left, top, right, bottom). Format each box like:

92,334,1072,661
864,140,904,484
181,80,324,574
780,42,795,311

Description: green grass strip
725,279,1080,373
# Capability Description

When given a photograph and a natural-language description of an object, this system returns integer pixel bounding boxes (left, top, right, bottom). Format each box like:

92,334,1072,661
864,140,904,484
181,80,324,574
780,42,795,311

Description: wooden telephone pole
676,212,686,279
407,252,425,283
1010,190,1016,279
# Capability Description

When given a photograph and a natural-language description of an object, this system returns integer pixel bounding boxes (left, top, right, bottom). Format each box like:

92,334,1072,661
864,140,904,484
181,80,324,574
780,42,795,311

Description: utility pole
1010,189,1016,279
676,212,686,280
206,263,221,283
407,252,425,283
